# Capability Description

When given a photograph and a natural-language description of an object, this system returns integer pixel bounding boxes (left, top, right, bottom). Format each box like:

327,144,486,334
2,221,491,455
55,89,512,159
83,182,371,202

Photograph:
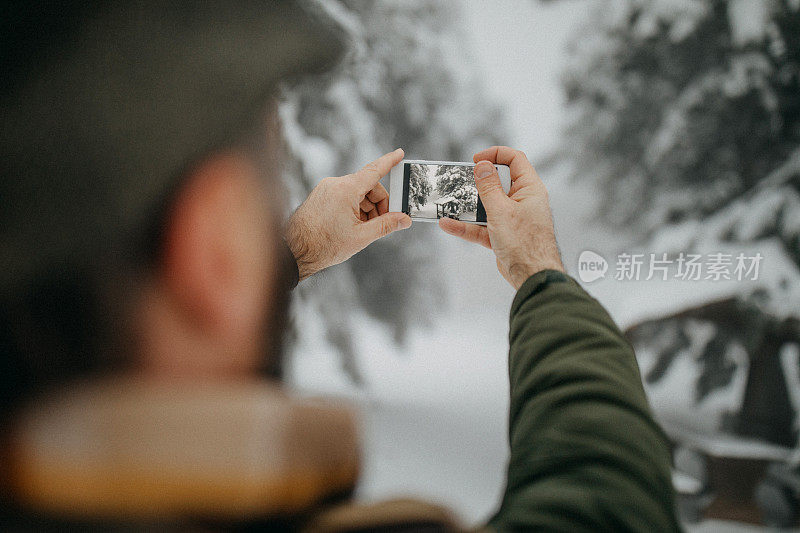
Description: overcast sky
464,0,589,160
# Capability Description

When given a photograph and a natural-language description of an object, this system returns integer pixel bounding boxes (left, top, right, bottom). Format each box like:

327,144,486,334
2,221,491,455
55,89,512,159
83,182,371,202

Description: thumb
361,212,412,243
474,160,508,213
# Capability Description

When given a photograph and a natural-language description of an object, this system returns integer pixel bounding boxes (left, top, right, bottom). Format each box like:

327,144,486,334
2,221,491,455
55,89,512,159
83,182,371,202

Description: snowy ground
456,209,477,222
290,225,512,523
410,189,441,220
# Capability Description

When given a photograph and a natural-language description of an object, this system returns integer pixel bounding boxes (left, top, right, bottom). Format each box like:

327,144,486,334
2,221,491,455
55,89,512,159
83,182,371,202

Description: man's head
0,2,345,418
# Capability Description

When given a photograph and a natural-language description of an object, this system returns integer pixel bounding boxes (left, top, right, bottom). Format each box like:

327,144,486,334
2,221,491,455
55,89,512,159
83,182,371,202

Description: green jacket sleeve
487,271,680,532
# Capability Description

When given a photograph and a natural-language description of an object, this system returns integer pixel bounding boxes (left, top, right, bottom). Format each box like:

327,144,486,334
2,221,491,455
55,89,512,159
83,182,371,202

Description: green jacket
488,270,681,532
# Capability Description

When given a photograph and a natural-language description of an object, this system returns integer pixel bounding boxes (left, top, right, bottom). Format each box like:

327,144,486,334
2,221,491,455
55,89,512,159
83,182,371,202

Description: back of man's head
0,2,345,418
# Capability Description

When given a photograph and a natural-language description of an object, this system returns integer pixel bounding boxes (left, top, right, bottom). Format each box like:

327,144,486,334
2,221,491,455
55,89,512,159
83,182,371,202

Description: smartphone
388,160,511,225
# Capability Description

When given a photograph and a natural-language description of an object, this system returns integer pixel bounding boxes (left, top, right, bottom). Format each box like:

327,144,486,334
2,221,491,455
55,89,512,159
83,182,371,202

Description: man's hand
287,149,412,281
439,146,564,290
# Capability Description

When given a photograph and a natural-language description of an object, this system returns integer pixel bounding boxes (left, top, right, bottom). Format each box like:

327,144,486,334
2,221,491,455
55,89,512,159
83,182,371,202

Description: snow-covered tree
562,0,800,444
435,165,478,217
563,0,799,232
408,164,432,210
279,0,506,383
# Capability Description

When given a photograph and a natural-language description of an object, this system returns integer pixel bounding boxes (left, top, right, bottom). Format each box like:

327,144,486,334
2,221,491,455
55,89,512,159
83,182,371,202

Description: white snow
639,318,750,434
727,0,770,46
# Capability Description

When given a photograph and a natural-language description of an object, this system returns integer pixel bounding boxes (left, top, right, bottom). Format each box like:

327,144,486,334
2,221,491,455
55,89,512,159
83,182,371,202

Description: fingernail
475,161,494,179
397,217,411,230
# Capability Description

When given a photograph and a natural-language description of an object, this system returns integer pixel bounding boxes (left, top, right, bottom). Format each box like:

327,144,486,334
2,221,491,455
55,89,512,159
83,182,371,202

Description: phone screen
402,163,487,223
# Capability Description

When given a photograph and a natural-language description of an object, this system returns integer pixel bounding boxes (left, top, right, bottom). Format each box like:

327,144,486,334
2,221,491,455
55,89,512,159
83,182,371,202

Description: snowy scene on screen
408,163,480,222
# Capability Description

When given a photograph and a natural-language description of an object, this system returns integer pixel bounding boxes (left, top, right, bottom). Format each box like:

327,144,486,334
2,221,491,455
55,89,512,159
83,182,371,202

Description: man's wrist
281,239,301,290
509,260,565,291
285,218,317,282
286,238,316,282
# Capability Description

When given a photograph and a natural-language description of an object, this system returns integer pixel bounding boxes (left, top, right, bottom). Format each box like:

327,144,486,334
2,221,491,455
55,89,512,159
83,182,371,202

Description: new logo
577,250,608,283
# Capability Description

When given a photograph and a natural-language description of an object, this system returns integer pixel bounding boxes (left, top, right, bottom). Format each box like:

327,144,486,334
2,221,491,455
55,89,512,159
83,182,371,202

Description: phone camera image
403,163,486,223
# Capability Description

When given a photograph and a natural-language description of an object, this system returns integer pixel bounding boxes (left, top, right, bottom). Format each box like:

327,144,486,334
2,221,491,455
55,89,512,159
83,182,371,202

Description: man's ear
159,152,274,358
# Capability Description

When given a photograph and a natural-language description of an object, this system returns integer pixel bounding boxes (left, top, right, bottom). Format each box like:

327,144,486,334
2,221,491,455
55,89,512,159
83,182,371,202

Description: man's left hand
286,148,412,281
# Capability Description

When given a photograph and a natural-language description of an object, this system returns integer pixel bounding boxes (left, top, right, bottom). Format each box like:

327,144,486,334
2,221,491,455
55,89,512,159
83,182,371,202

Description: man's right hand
438,146,564,290
286,149,411,281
